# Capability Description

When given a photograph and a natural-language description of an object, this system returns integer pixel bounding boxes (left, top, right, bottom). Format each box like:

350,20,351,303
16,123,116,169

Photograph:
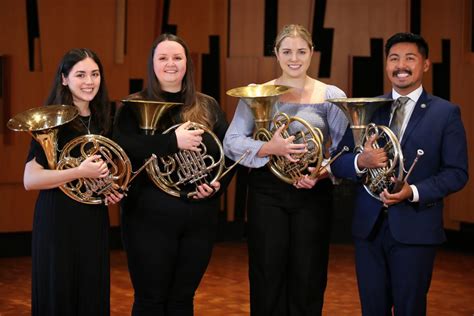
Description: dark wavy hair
144,33,215,128
45,48,111,134
385,32,429,59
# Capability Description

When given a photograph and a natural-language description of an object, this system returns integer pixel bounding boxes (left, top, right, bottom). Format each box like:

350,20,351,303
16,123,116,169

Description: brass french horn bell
122,99,246,198
226,84,291,130
325,98,393,150
124,99,182,135
226,84,327,184
8,104,155,204
7,104,78,170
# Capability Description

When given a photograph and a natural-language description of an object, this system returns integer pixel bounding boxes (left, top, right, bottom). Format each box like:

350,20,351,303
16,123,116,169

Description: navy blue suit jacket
331,91,468,245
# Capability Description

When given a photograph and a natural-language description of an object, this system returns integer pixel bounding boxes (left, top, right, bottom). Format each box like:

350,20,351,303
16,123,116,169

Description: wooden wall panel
278,0,314,28
224,57,259,220
0,1,44,232
0,0,142,231
229,0,265,57
0,186,39,231
169,0,217,53
37,0,135,103
168,0,228,98
125,0,160,82
324,0,408,94
1,0,473,232
421,0,474,225
225,0,473,227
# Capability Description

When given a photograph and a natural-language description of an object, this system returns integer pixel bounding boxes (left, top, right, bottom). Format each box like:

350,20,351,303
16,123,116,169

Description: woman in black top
23,48,122,316
113,33,230,315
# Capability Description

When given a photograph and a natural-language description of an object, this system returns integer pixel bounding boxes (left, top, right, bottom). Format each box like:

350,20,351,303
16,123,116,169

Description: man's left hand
379,181,413,206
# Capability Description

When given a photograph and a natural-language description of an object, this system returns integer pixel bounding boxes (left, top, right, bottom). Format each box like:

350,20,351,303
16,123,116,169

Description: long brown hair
145,33,215,128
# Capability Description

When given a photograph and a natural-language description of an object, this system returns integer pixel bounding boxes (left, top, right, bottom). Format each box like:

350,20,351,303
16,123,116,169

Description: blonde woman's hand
293,167,318,189
175,121,204,152
264,124,307,162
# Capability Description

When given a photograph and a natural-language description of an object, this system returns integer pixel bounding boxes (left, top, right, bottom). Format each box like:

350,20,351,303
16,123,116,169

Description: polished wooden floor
1,242,473,315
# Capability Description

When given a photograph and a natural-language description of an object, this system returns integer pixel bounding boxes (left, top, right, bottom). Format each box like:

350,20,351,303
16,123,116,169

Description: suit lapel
401,90,431,147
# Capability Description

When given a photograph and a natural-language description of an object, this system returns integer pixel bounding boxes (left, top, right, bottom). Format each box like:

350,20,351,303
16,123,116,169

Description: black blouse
113,90,232,200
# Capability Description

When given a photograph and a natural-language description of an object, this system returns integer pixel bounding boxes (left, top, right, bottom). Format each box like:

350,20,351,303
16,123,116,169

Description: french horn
326,98,423,200
7,104,155,205
226,84,345,184
122,99,246,198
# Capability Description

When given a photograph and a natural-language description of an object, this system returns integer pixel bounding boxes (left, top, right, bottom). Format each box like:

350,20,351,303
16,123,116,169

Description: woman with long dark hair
24,48,122,315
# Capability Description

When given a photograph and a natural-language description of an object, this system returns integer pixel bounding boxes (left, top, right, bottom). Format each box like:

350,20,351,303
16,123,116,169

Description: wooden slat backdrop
0,0,472,233
421,0,474,226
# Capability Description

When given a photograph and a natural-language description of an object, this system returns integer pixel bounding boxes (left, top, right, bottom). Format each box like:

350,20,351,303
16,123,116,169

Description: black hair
385,32,429,59
45,48,111,134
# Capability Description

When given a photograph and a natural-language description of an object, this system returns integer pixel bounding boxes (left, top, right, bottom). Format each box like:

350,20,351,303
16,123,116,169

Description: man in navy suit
331,32,468,315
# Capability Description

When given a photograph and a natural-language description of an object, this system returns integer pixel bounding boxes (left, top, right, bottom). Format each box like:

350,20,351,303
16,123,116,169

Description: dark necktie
390,96,410,138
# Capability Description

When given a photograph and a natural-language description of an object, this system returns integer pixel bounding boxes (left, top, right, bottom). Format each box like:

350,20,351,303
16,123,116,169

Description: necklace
79,115,91,134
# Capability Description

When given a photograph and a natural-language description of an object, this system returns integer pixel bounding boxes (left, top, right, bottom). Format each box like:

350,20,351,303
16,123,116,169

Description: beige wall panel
229,0,265,57
421,0,474,224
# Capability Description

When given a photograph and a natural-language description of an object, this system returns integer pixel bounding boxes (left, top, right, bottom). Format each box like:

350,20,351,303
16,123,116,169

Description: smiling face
385,42,430,95
275,36,313,79
153,40,187,92
62,57,100,107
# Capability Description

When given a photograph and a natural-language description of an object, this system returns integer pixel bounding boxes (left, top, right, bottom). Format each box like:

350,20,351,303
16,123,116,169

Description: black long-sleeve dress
113,91,231,315
28,116,110,316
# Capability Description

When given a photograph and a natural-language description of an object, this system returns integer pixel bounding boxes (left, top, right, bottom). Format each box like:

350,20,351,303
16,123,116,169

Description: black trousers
247,168,333,316
121,185,219,316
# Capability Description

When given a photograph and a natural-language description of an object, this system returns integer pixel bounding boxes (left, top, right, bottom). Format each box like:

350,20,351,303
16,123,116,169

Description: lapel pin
421,103,426,108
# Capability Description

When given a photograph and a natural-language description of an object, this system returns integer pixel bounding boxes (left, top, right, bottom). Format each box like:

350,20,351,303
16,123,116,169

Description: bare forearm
23,160,82,191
